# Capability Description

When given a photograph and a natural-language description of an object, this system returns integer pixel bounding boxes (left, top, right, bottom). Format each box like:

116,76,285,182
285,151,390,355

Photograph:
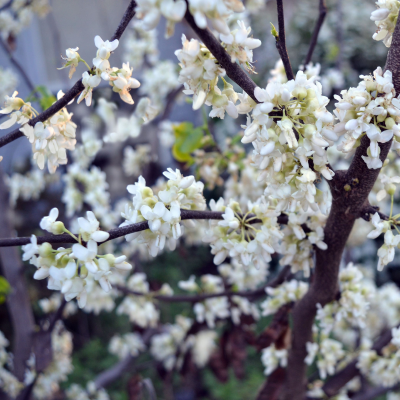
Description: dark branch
0,0,137,150
0,210,290,248
275,0,294,81
110,0,137,42
0,37,36,93
184,4,259,103
321,328,394,398
303,0,327,66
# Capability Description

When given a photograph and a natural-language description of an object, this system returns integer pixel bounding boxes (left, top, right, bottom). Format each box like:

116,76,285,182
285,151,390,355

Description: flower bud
365,81,377,92
293,87,307,100
51,221,65,235
386,183,397,196
104,254,116,267
386,117,396,129
39,242,53,257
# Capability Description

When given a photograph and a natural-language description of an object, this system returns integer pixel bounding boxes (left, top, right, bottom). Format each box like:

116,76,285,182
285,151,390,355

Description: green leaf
172,122,204,163
0,276,10,304
36,86,57,111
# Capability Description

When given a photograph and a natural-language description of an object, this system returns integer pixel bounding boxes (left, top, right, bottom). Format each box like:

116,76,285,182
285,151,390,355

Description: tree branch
0,210,290,247
320,328,394,398
303,0,327,66
282,15,400,400
184,3,259,103
115,265,291,303
275,0,294,81
0,0,137,150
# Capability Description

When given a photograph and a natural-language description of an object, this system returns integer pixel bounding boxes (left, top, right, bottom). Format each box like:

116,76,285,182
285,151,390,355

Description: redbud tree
1,0,400,399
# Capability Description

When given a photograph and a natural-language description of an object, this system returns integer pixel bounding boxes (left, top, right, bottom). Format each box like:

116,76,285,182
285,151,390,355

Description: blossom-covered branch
184,2,259,103
0,0,137,150
0,210,290,247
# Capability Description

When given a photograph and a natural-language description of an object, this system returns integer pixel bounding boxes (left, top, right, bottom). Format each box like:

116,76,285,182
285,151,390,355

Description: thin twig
303,0,327,66
275,0,294,81
0,0,137,150
0,37,36,93
0,0,13,12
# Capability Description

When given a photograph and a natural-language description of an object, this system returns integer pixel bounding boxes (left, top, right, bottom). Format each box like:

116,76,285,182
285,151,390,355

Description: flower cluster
22,209,132,308
135,0,245,37
108,333,146,359
335,67,400,169
261,344,288,375
220,20,261,72
179,274,259,327
261,280,308,316
120,169,206,257
370,0,400,47
60,36,141,106
150,316,217,370
204,197,283,269
116,273,168,327
242,71,336,214
175,35,227,111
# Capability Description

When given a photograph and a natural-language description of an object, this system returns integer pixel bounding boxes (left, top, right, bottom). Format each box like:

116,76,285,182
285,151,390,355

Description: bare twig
115,265,291,303
275,0,294,81
0,0,137,150
303,0,327,66
282,15,400,400
0,37,36,93
0,210,291,248
184,3,259,103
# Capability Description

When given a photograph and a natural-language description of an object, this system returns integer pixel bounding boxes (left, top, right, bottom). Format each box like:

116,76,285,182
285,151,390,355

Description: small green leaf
172,122,204,163
0,276,11,304
270,23,278,38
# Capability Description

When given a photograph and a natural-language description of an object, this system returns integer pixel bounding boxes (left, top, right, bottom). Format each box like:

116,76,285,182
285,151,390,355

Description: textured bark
282,16,400,400
0,166,35,380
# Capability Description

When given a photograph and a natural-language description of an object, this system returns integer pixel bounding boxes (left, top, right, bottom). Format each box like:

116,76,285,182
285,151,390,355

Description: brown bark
282,16,400,400
0,166,35,380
